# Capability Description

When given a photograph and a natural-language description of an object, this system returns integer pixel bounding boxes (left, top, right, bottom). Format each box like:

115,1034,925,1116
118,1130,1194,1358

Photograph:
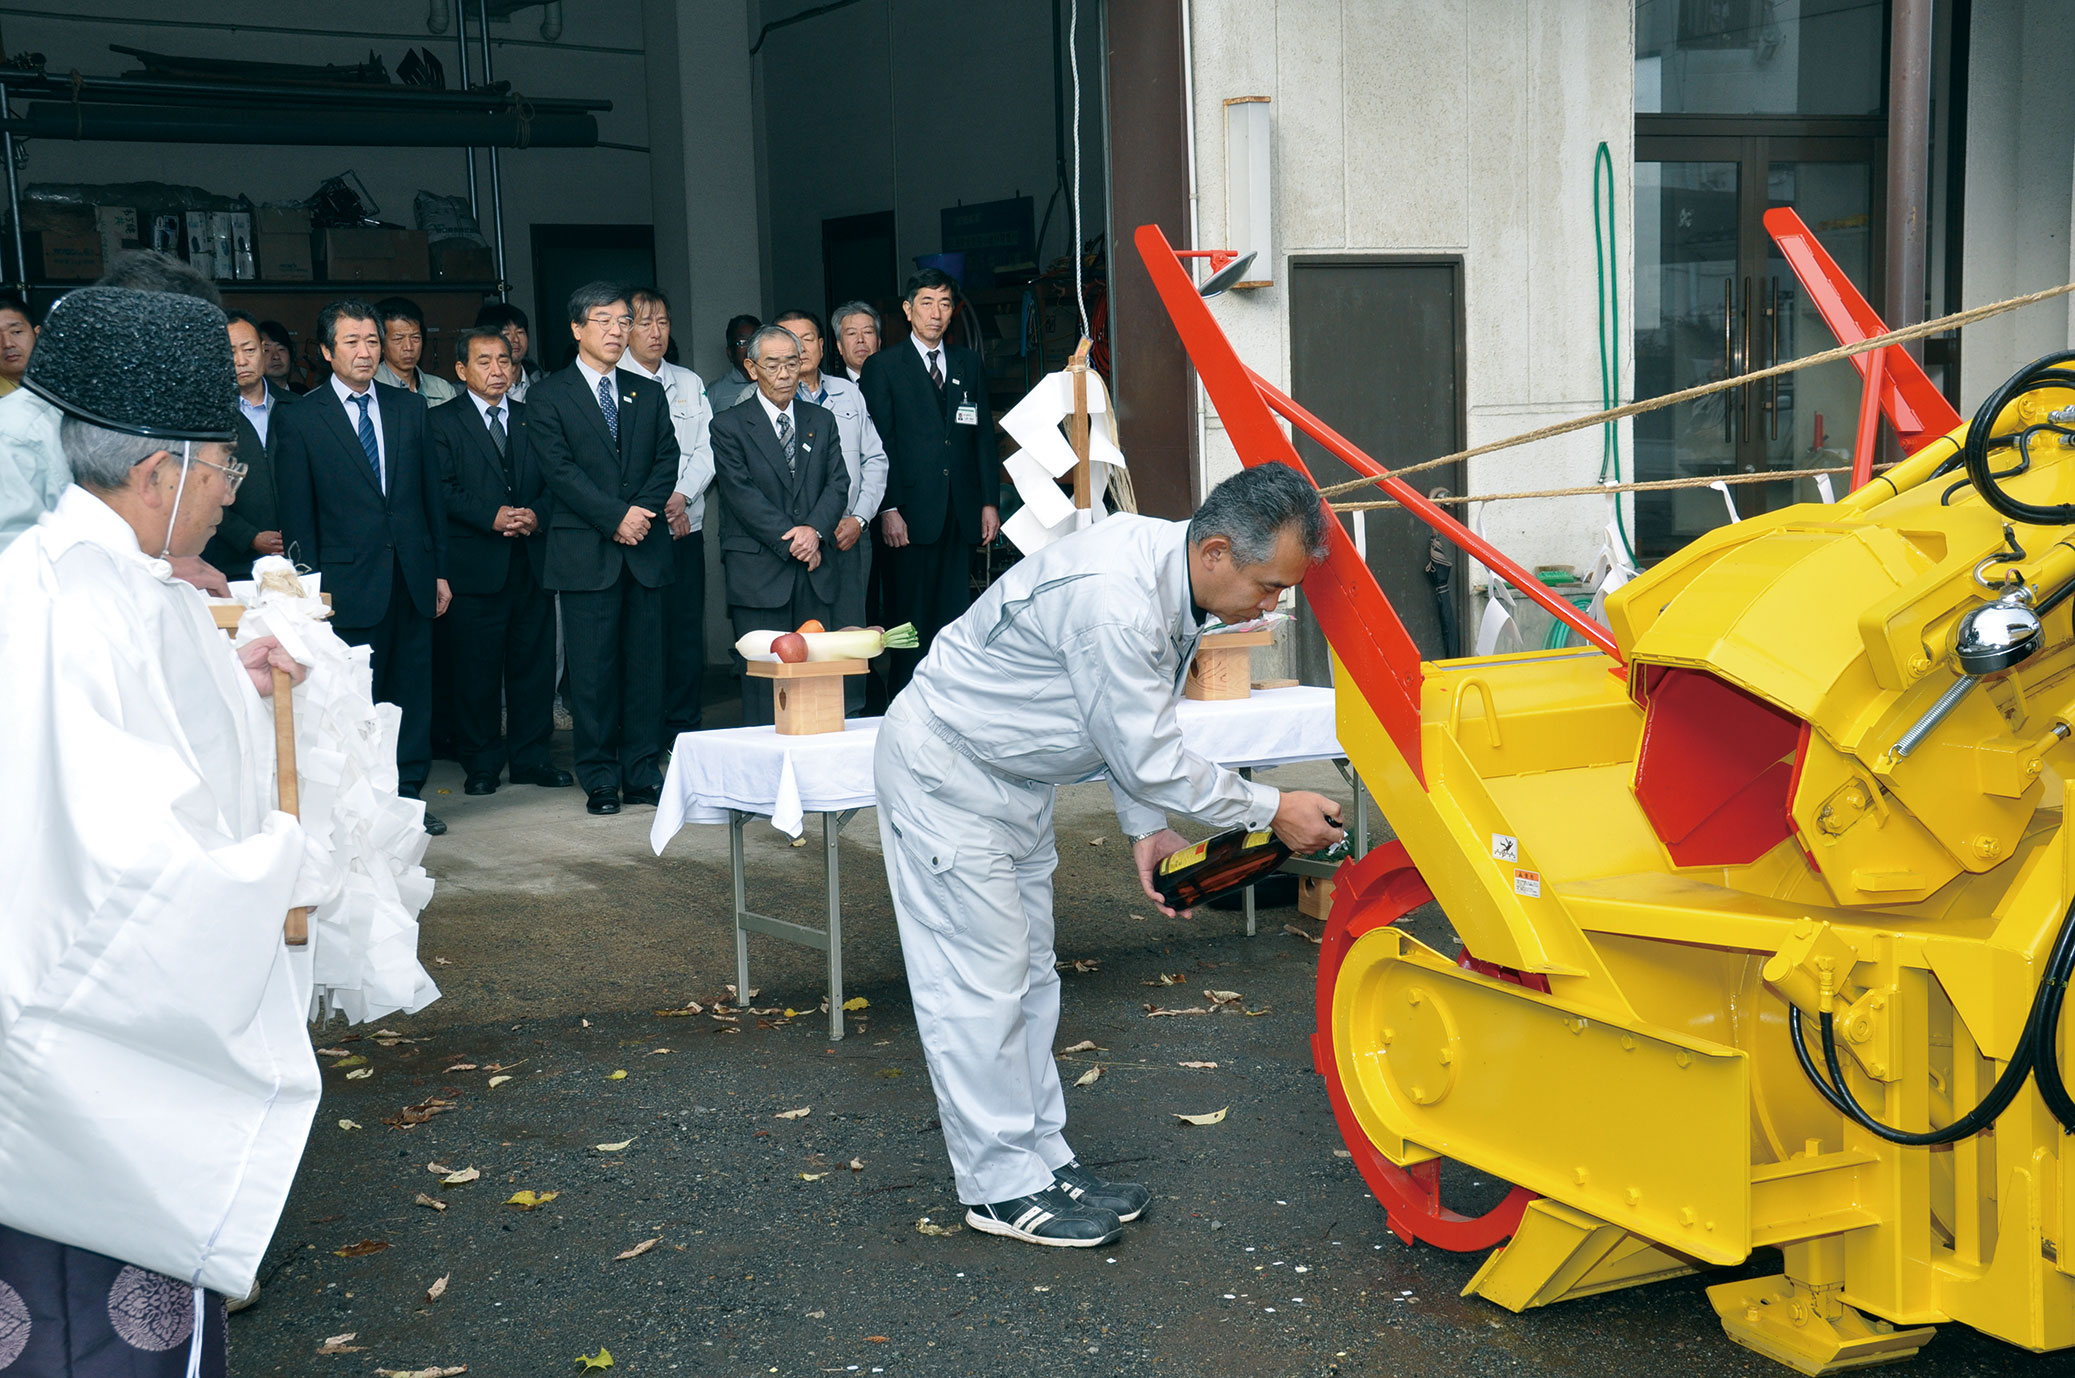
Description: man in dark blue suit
710,325,849,725
276,300,452,833
430,326,572,797
858,268,999,697
528,283,680,815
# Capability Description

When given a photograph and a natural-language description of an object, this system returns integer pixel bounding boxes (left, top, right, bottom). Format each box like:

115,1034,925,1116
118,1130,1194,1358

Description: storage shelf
11,279,502,296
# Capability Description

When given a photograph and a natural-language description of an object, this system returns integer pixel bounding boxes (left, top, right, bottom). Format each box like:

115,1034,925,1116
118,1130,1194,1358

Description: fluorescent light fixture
1223,96,1272,289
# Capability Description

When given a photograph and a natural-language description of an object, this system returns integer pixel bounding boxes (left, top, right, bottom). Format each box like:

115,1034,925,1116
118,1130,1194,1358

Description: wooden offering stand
1184,628,1274,701
747,658,870,735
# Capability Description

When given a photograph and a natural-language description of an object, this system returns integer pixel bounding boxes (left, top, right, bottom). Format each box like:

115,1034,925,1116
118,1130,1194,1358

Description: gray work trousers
874,694,1072,1205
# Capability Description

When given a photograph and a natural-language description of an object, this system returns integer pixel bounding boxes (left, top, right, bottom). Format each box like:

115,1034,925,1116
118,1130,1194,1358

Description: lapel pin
622,392,635,403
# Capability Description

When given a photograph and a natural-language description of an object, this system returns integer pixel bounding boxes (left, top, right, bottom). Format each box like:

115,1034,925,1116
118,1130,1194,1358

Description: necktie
486,405,507,455
776,412,796,475
352,393,381,489
597,374,619,444
928,349,943,391
486,404,513,487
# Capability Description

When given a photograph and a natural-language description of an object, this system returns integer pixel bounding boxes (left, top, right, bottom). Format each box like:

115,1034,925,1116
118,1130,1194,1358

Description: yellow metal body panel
1318,385,2075,1369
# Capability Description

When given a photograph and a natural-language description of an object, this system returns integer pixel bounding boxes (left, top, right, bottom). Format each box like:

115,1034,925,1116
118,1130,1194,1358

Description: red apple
772,632,808,663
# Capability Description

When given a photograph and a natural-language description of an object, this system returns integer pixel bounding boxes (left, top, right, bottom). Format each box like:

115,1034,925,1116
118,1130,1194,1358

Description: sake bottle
1154,824,1347,910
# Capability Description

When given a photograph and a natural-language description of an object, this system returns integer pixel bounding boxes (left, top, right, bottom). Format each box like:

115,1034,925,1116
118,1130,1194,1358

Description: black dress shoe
965,1185,1122,1248
509,765,575,788
586,789,621,816
1053,1158,1151,1223
422,810,448,836
464,773,500,796
622,785,662,807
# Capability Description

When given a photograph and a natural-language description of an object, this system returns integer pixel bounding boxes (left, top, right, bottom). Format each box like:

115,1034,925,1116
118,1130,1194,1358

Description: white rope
1068,0,1089,340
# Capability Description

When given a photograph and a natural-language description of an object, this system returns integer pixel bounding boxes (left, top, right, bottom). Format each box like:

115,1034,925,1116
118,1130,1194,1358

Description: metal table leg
727,808,861,1041
822,808,860,1041
1239,766,1256,937
730,810,751,1004
1332,759,1372,857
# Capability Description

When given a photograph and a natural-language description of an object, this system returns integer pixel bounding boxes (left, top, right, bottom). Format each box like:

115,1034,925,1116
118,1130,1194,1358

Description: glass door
1633,135,1882,561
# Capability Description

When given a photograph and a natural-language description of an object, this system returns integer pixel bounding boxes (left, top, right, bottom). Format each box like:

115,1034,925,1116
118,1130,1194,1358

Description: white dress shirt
798,372,887,523
628,356,715,530
467,387,511,444
574,355,622,431
910,332,948,383
331,373,386,490
755,389,798,455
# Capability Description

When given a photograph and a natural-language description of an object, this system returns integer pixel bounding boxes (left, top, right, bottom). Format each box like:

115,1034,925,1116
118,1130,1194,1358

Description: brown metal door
1288,257,1465,680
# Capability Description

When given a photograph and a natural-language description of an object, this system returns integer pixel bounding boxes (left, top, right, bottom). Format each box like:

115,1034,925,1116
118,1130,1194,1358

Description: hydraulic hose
1961,352,2075,524
1787,895,2075,1143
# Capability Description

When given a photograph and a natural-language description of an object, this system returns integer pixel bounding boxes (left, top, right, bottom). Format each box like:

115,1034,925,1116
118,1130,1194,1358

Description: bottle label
1159,840,1212,876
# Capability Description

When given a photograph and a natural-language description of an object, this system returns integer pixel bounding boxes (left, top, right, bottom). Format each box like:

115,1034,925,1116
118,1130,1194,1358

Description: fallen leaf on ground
337,1119,362,1131
1244,1006,1273,1017
1074,1065,1102,1087
1144,973,1186,986
842,995,869,1011
426,1161,452,1174
318,1332,365,1354
1056,957,1100,973
654,1007,699,1018
1205,989,1243,1005
1283,924,1323,945
1058,1039,1103,1054
426,1273,449,1302
866,1335,890,1342
594,1139,635,1153
648,1047,671,1055
332,1239,389,1258
431,956,452,966
414,1192,447,1212
800,1172,827,1181
1145,1005,1212,1017
376,1368,466,1378
774,1106,811,1120
443,1063,478,1072
1174,1106,1230,1126
386,1096,457,1128
1087,836,1106,846
505,1190,558,1210
875,1067,901,1079
606,1069,627,1081
344,1067,373,1080
783,1008,806,1018
915,1218,961,1236
849,1158,865,1171
1178,1061,1219,1069
1129,912,1152,922
580,1019,591,1028
440,1166,480,1185
315,1047,350,1057
487,1075,512,1088
482,1059,527,1074
329,1055,367,1069
614,1237,660,1261
574,1347,613,1370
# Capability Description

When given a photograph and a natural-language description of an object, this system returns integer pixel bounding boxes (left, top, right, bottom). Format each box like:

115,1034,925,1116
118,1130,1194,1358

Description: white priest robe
0,485,321,1298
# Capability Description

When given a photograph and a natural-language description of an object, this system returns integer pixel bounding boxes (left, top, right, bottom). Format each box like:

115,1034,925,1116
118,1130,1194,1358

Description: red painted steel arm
1133,222,1428,782
1763,207,1961,456
1246,370,1624,663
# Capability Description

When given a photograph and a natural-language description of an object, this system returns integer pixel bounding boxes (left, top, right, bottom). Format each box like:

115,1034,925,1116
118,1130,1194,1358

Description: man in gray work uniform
874,462,1348,1247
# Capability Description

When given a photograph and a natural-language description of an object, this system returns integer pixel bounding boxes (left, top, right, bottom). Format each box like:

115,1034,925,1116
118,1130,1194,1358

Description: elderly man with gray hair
0,287,319,1377
830,299,880,384
873,461,1349,1248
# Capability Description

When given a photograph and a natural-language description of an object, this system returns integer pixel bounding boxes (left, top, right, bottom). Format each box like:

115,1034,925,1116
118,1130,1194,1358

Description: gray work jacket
907,513,1280,836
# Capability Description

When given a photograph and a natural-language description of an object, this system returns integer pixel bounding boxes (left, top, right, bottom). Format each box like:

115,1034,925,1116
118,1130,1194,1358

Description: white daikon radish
733,630,809,663
800,622,921,661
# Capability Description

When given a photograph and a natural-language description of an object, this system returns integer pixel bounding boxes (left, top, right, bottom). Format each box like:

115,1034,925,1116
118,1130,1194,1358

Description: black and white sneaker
1053,1158,1151,1223
966,1185,1123,1247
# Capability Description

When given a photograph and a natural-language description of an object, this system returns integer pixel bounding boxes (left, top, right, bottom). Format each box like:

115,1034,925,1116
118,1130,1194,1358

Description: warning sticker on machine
1513,868,1542,898
1491,833,1518,863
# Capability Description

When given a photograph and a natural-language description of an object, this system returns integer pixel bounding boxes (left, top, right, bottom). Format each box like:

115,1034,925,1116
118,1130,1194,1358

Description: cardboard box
316,226,429,283
255,207,312,237
94,206,139,264
21,202,93,235
25,228,102,280
255,232,314,281
428,239,494,283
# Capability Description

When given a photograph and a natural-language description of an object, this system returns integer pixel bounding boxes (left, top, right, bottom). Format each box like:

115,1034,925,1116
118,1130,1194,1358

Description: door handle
1723,276,1735,445
1768,276,1781,442
1741,275,1753,452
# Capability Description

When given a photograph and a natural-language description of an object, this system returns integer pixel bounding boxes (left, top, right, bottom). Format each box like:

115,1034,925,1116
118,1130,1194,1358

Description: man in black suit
858,268,999,697
204,310,290,581
528,282,679,815
429,326,574,797
710,325,850,726
276,300,452,834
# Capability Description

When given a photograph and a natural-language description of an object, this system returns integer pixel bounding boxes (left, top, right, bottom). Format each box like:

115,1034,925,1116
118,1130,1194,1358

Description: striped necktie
776,412,796,475
351,392,381,490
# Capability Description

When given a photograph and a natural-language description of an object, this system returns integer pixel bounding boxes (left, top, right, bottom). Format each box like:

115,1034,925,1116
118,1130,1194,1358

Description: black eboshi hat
22,286,237,443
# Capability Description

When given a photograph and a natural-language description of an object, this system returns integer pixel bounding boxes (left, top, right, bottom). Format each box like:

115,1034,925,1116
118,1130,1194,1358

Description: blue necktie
352,393,381,489
597,375,619,444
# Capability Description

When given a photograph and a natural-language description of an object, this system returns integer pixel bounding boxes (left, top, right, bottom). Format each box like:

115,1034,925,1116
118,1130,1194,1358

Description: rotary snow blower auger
1138,214,2075,1374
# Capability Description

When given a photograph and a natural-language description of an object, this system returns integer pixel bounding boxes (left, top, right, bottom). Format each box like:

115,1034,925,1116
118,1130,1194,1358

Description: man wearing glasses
709,325,849,725
527,283,680,815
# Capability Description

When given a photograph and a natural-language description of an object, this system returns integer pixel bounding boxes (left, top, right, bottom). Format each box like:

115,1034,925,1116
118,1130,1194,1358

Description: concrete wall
1959,0,2075,408
4,1,654,329
748,0,1108,320
1186,0,1636,580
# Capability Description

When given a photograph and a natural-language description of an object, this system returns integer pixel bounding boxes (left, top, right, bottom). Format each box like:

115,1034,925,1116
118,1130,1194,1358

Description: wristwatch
1126,828,1165,845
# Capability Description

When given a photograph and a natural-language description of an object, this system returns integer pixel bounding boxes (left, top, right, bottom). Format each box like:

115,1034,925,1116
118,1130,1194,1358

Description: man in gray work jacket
874,462,1348,1248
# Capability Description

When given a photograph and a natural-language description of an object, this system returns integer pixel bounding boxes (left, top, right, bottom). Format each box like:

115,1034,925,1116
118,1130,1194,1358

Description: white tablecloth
651,685,1343,850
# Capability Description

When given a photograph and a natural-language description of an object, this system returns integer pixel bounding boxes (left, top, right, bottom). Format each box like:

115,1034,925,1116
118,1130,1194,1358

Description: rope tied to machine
1314,276,2075,512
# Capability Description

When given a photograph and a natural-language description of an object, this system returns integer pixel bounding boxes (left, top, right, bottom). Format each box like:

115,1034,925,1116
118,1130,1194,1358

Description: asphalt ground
229,734,2055,1378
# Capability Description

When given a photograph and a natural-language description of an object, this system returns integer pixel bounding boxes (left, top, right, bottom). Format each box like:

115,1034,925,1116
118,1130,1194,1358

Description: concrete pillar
644,0,766,383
